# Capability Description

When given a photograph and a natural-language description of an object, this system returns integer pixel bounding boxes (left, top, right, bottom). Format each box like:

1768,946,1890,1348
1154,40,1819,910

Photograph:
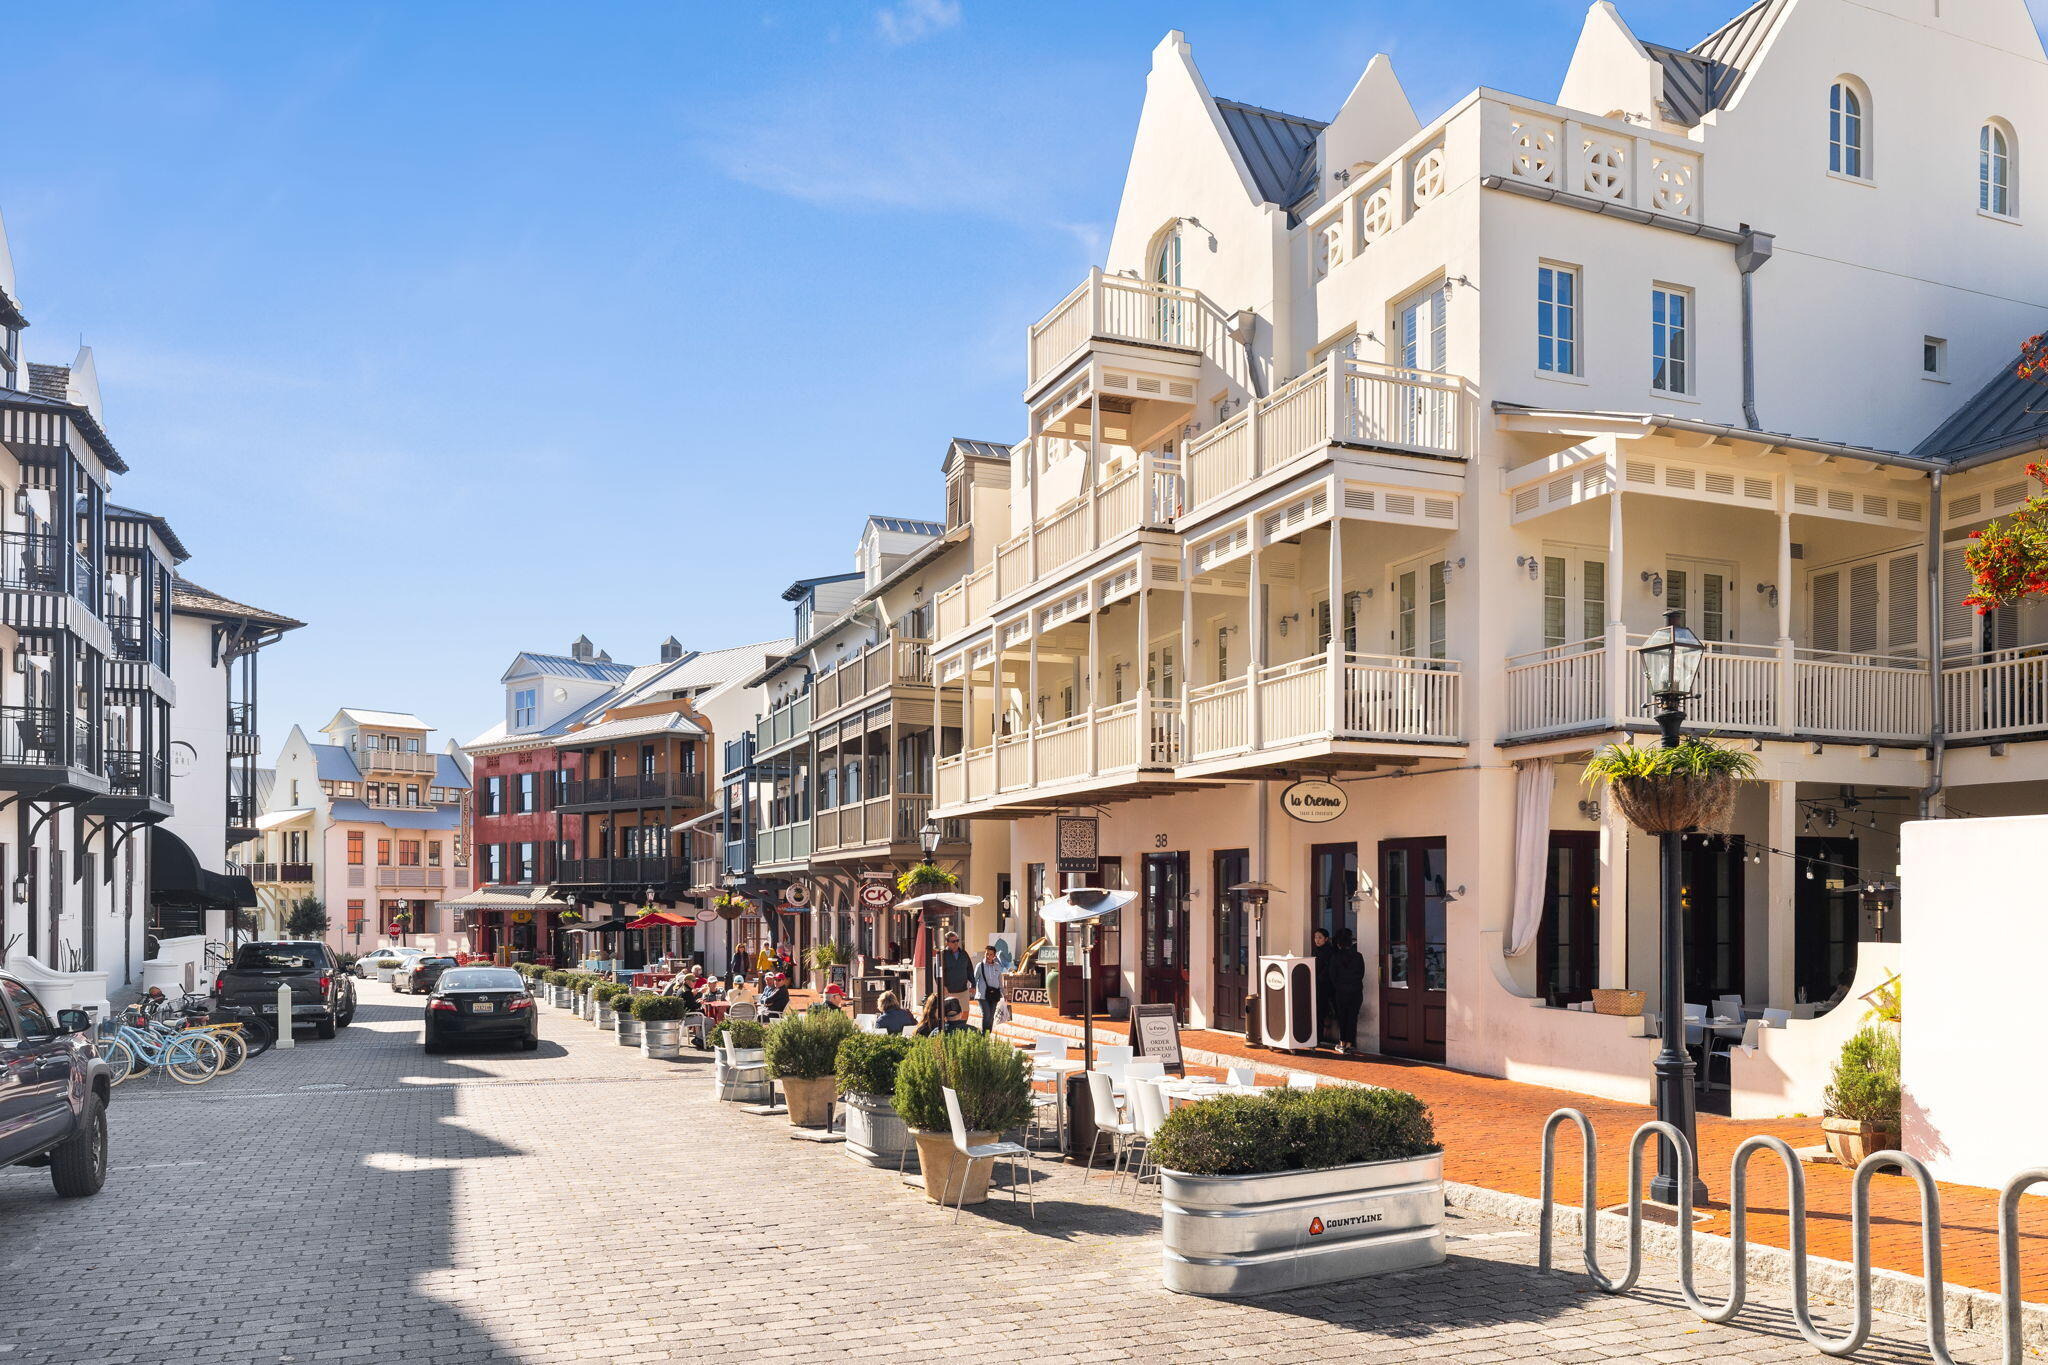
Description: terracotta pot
782,1075,837,1129
910,1128,995,1205
1612,772,1738,835
1821,1115,1898,1167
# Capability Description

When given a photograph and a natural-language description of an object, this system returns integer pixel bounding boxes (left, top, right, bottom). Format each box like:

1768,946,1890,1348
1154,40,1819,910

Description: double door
1140,851,1190,1019
1378,838,1448,1062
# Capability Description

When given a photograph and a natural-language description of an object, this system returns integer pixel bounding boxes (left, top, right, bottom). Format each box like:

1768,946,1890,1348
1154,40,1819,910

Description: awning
671,810,722,833
625,910,696,929
561,919,635,934
149,827,257,909
438,884,573,913
254,808,314,831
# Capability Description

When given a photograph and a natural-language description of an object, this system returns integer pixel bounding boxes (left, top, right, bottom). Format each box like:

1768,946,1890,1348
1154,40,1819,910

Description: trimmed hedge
1147,1086,1438,1178
835,1032,913,1098
631,994,693,1022
710,1017,766,1050
765,1009,855,1080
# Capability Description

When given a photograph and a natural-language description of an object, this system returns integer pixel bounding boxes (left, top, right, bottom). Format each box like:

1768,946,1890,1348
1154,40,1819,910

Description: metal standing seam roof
1642,0,1789,126
947,438,1014,463
311,744,363,783
503,652,635,684
326,798,464,832
434,753,470,790
553,711,706,747
866,515,944,536
1910,350,2048,463
334,707,432,731
1214,98,1327,208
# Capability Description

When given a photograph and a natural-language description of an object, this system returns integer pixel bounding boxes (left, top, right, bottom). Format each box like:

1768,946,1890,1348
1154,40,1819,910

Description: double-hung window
1651,287,1691,394
512,688,536,729
1537,264,1579,375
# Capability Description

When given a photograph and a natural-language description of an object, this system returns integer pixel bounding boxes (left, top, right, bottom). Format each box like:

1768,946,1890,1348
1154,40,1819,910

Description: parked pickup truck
1,970,113,1197
215,941,356,1040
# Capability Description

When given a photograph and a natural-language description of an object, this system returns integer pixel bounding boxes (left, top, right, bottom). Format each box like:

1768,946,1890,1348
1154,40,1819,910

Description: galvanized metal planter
715,1047,771,1103
616,1015,643,1046
595,1003,616,1028
640,1019,686,1060
843,1093,914,1168
1160,1152,1445,1296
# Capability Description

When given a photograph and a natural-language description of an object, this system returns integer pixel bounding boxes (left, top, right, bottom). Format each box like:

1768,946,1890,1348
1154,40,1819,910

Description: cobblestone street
0,985,2002,1365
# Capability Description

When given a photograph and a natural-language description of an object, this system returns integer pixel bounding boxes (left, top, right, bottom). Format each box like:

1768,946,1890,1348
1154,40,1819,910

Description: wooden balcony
352,743,437,776
554,856,689,888
248,862,315,885
752,822,810,868
1182,357,1467,517
935,699,1185,814
1181,652,1464,771
754,695,811,756
557,771,707,810
811,793,962,857
1942,648,2048,740
1503,634,1931,744
812,636,933,719
374,867,448,889
1028,269,1226,390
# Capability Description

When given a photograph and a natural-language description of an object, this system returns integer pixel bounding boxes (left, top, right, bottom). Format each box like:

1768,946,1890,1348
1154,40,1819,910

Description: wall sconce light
1577,799,1600,822
1276,613,1300,637
10,876,26,904
1515,555,1541,581
1442,884,1468,902
1756,582,1778,608
1440,556,1468,586
1359,586,1374,599
1641,570,1664,598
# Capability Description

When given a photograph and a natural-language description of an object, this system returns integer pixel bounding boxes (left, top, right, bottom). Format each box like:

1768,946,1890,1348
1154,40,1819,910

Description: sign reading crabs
1278,778,1349,824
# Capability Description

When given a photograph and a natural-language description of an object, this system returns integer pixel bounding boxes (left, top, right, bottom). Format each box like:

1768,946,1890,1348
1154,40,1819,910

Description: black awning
149,826,257,909
562,919,635,934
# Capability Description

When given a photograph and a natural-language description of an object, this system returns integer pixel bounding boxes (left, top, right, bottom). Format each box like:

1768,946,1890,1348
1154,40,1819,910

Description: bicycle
98,1012,223,1086
143,989,274,1062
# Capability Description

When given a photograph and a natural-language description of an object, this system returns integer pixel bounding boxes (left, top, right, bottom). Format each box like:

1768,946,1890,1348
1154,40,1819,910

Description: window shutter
1846,562,1880,654
1941,545,1976,655
1811,569,1841,653
1991,603,2019,652
1885,552,1919,655
1315,599,1332,651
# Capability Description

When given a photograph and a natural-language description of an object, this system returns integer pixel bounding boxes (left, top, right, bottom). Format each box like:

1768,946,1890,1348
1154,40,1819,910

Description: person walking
937,931,975,1025
974,944,1006,1032
1329,929,1367,1055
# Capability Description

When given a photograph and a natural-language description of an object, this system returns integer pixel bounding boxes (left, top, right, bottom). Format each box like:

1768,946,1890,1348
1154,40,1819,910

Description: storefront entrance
1140,851,1189,1018
1795,836,1859,1008
1377,837,1448,1062
1682,835,1746,1005
1538,831,1600,1007
1211,849,1250,1033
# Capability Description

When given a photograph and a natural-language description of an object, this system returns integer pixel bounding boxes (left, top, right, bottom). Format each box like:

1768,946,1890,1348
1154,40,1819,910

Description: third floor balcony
754,694,811,756
1027,269,1236,394
352,741,437,776
811,634,933,720
557,770,707,810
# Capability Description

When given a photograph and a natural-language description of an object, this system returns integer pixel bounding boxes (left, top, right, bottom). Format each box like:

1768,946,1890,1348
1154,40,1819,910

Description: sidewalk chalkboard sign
1129,1003,1185,1076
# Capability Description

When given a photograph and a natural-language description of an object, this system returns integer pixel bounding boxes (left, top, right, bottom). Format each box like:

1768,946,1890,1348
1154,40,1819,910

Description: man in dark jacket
1329,929,1367,1054
1311,927,1338,1047
937,931,975,1025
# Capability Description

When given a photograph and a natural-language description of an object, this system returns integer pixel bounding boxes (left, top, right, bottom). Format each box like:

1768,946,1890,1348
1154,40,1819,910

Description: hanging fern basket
1609,772,1739,835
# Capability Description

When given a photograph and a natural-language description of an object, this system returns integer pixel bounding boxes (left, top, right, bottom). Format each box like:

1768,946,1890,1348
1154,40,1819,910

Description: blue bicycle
97,1012,223,1086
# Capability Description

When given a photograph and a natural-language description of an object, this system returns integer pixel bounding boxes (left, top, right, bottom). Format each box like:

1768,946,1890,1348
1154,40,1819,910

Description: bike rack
1537,1107,2047,1363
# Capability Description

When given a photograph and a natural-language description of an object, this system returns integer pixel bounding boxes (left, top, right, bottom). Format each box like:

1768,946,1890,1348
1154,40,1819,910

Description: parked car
355,946,422,982
1,972,114,1197
423,967,538,1053
398,955,458,995
214,941,356,1040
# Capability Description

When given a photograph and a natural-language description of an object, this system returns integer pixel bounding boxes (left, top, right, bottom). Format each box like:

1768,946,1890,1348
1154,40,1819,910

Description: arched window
1829,80,1867,178
1981,120,2015,216
1151,225,1182,288
1149,223,1184,344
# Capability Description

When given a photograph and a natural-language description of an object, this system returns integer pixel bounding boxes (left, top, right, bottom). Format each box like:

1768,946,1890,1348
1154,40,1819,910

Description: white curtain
1505,759,1555,957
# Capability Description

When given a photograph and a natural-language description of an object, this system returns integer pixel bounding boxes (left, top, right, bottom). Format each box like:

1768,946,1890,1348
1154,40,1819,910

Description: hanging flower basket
1583,737,1756,836
896,862,959,897
712,893,749,922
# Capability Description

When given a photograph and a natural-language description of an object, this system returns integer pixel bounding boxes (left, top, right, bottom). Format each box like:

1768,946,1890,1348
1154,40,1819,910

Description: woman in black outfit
1329,929,1367,1055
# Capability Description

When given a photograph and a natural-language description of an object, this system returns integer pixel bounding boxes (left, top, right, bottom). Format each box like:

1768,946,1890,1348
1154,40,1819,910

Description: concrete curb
997,1014,2042,1350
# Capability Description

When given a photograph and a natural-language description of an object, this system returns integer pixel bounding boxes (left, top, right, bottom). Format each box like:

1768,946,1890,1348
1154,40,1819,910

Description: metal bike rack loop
1538,1107,2046,1363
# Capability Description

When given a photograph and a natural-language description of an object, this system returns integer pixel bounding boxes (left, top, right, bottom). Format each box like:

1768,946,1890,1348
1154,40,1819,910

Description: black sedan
423,967,539,1053
397,955,458,995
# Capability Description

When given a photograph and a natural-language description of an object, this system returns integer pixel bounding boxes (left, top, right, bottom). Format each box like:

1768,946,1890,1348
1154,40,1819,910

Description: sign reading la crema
1278,779,1349,824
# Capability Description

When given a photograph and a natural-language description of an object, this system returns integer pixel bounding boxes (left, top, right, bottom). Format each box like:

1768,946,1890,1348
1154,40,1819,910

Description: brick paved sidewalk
1001,1002,2048,1307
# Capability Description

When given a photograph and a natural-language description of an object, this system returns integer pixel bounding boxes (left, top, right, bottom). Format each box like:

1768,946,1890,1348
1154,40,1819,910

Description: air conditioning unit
1258,954,1317,1052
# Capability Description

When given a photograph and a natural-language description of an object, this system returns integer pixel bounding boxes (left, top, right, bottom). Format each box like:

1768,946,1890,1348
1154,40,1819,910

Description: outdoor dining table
1156,1080,1274,1110
703,1001,732,1023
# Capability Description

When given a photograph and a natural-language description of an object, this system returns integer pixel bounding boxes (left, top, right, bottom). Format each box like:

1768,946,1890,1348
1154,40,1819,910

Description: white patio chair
1682,1003,1707,1049
1093,1044,1133,1072
728,1002,759,1022
854,1013,877,1033
1226,1066,1257,1087
1124,1077,1170,1189
1033,1035,1068,1061
942,1087,1034,1223
1714,995,1746,1021
1761,1007,1791,1029
1287,1072,1318,1090
1704,1019,1763,1092
1081,1068,1137,1183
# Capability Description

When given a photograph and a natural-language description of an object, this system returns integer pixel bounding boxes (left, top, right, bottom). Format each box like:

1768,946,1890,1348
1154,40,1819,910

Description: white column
1248,535,1264,749
1776,505,1795,734
1137,583,1152,757
1086,583,1101,776
1605,485,1628,723
1766,778,1797,1009
1327,516,1346,733
1597,786,1630,988
1027,630,1040,786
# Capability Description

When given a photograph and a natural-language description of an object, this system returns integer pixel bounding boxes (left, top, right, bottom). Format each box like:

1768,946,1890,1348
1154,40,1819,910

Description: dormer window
512,688,537,728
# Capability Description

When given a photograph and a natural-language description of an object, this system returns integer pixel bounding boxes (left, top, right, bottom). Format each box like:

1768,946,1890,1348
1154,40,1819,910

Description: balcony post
1179,538,1195,760
1775,505,1795,735
1605,486,1628,726
1325,351,1347,445
1086,581,1101,777
1765,778,1797,1009
1327,516,1346,734
1137,581,1152,760
1026,412,1042,585
1248,534,1264,750
1087,382,1103,553
1027,629,1040,787
1247,382,1265,478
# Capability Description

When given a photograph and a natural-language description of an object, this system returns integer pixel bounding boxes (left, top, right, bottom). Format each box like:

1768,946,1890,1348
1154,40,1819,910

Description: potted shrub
1582,736,1758,834
894,1030,1030,1204
712,1017,770,1102
765,1009,855,1128
836,1033,915,1168
633,993,695,1060
1149,1086,1444,1296
613,989,644,1046
806,941,844,995
1821,1024,1901,1166
594,982,625,1028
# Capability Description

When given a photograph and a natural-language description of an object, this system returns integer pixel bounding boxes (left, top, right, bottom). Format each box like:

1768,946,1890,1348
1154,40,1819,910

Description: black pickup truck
1,971,113,1197
215,941,356,1040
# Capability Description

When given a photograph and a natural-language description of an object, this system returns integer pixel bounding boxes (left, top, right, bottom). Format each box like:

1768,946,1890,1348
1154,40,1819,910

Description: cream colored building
916,1,2048,1115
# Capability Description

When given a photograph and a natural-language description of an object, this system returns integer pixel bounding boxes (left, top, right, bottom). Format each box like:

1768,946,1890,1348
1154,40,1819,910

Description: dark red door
1141,851,1190,1018
1211,850,1250,1032
1538,832,1600,1008
1378,837,1448,1062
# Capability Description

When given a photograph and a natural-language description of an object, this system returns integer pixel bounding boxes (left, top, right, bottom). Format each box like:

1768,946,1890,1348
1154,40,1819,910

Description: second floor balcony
754,695,811,756
0,704,98,782
557,770,707,809
555,855,690,888
812,792,963,858
247,862,315,885
753,820,810,869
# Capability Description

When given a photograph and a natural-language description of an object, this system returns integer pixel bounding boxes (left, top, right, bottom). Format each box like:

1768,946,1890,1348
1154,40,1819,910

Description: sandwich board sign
1129,1002,1185,1076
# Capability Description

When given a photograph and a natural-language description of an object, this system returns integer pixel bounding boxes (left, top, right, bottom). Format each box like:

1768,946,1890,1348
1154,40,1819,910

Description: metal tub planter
616,1014,643,1046
640,1019,687,1060
715,1046,772,1103
1160,1152,1445,1296
842,1093,915,1168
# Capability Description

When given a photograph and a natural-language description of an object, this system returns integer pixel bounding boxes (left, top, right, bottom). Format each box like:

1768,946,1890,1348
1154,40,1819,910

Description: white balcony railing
1504,635,1932,743
1028,270,1223,387
1184,357,1466,514
934,698,1182,811
1943,648,2048,739
1185,653,1463,764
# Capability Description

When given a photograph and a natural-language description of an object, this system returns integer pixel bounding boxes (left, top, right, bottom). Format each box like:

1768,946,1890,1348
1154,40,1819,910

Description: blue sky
3,0,2029,752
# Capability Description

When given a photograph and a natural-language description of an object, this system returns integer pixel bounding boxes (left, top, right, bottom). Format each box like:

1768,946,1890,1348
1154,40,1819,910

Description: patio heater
1637,608,1708,1206
1042,886,1136,1162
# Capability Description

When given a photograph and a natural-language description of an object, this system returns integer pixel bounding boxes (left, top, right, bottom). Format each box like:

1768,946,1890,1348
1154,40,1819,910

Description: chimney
660,636,683,663
570,635,595,662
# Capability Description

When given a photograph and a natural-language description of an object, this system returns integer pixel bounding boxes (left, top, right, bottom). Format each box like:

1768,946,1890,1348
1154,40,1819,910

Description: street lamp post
1637,608,1708,1207
918,817,944,1001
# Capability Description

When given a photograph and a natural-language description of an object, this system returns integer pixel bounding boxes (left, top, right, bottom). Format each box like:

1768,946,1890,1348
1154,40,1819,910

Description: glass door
1538,832,1600,1007
1394,282,1449,445
1377,837,1448,1061
1140,851,1190,1018
1212,849,1250,1032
